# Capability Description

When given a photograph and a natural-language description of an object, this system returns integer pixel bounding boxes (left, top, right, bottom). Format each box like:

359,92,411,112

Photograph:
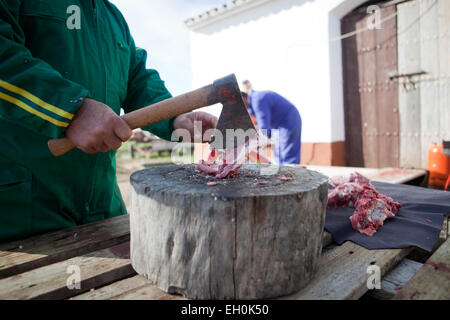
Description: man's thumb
113,118,132,141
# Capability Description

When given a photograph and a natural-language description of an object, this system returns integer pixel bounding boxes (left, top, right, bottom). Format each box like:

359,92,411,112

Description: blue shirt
248,90,299,137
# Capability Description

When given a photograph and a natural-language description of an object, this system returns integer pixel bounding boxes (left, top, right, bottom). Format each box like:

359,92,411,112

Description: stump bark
130,164,328,299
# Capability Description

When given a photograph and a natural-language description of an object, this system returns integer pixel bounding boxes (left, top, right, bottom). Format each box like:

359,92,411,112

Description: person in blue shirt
242,80,302,164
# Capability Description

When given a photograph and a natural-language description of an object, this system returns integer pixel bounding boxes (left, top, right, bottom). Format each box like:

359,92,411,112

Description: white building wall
188,0,369,144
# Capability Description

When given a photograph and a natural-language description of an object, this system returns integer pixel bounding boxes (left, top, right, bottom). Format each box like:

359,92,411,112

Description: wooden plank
370,258,423,299
305,165,379,179
71,232,334,300
397,0,449,169
305,165,426,184
0,242,135,300
114,283,186,300
397,0,422,168
393,238,450,299
70,275,147,300
281,242,412,300
372,167,426,184
419,0,441,169
438,0,450,144
341,11,366,167
375,5,400,168
0,215,130,279
71,275,186,300
359,12,380,168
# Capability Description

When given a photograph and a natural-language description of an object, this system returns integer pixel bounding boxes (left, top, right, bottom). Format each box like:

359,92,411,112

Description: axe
48,73,256,156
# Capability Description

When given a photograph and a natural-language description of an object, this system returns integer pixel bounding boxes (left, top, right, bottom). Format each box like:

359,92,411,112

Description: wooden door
342,4,400,168
397,0,450,169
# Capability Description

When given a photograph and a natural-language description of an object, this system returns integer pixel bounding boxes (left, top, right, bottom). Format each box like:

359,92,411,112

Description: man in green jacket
0,0,217,242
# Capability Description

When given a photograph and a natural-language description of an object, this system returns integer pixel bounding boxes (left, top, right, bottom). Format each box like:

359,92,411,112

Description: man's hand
173,112,218,142
66,98,132,154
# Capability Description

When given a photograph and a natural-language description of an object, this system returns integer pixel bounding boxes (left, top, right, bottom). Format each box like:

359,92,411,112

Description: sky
111,0,226,96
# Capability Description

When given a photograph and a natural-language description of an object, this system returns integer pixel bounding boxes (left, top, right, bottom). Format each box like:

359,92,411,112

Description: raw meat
328,172,370,189
327,172,401,236
327,173,372,209
349,189,401,236
196,150,221,175
196,161,220,175
196,138,265,179
327,181,372,209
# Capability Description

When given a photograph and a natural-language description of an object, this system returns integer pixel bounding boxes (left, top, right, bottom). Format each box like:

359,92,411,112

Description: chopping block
129,164,328,299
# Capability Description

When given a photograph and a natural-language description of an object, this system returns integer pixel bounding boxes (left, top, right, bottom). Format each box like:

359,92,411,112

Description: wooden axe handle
48,84,217,157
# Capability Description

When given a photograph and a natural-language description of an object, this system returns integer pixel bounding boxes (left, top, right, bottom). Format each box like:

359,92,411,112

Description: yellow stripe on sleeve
0,91,69,127
0,79,74,120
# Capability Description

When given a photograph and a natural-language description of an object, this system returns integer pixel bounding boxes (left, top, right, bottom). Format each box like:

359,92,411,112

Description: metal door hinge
389,70,427,90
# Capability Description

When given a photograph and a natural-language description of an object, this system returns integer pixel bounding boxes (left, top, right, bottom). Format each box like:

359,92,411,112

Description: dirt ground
116,158,173,211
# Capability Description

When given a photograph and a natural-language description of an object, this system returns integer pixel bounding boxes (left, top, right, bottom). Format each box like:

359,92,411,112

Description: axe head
209,74,257,150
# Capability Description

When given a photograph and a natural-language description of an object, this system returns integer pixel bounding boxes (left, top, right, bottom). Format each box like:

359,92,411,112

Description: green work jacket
0,0,175,242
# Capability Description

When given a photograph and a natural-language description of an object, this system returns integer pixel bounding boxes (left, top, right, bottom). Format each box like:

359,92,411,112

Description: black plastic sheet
325,181,450,252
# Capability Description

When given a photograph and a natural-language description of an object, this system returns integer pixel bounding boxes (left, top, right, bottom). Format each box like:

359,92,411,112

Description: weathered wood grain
397,0,450,168
281,242,412,300
419,0,441,170
112,282,186,300
341,5,400,168
397,0,422,168
359,10,378,168
70,275,147,300
375,5,400,168
341,10,365,167
0,242,135,300
438,0,450,147
71,274,185,300
393,238,450,300
130,164,328,299
305,165,426,184
322,231,334,248
370,258,423,300
71,231,334,300
0,215,130,279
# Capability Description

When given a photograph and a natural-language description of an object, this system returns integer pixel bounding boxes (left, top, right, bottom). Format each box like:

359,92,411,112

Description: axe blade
210,74,257,150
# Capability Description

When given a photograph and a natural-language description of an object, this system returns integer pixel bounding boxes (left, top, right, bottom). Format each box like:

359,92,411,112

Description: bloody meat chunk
328,172,370,189
327,173,373,209
196,160,220,175
327,173,401,236
327,182,371,209
196,138,265,179
350,189,401,236
196,144,248,179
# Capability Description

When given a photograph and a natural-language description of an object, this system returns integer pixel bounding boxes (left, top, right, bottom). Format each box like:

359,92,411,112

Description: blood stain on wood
107,242,130,259
426,261,450,273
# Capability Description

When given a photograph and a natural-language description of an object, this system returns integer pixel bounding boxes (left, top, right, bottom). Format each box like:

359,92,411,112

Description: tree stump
130,164,328,299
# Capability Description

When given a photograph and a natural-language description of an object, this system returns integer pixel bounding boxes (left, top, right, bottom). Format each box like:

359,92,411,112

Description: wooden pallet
0,215,447,300
305,166,426,185
0,215,130,279
392,237,450,300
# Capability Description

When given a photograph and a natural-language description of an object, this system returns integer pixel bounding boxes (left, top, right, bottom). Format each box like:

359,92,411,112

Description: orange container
427,142,450,187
